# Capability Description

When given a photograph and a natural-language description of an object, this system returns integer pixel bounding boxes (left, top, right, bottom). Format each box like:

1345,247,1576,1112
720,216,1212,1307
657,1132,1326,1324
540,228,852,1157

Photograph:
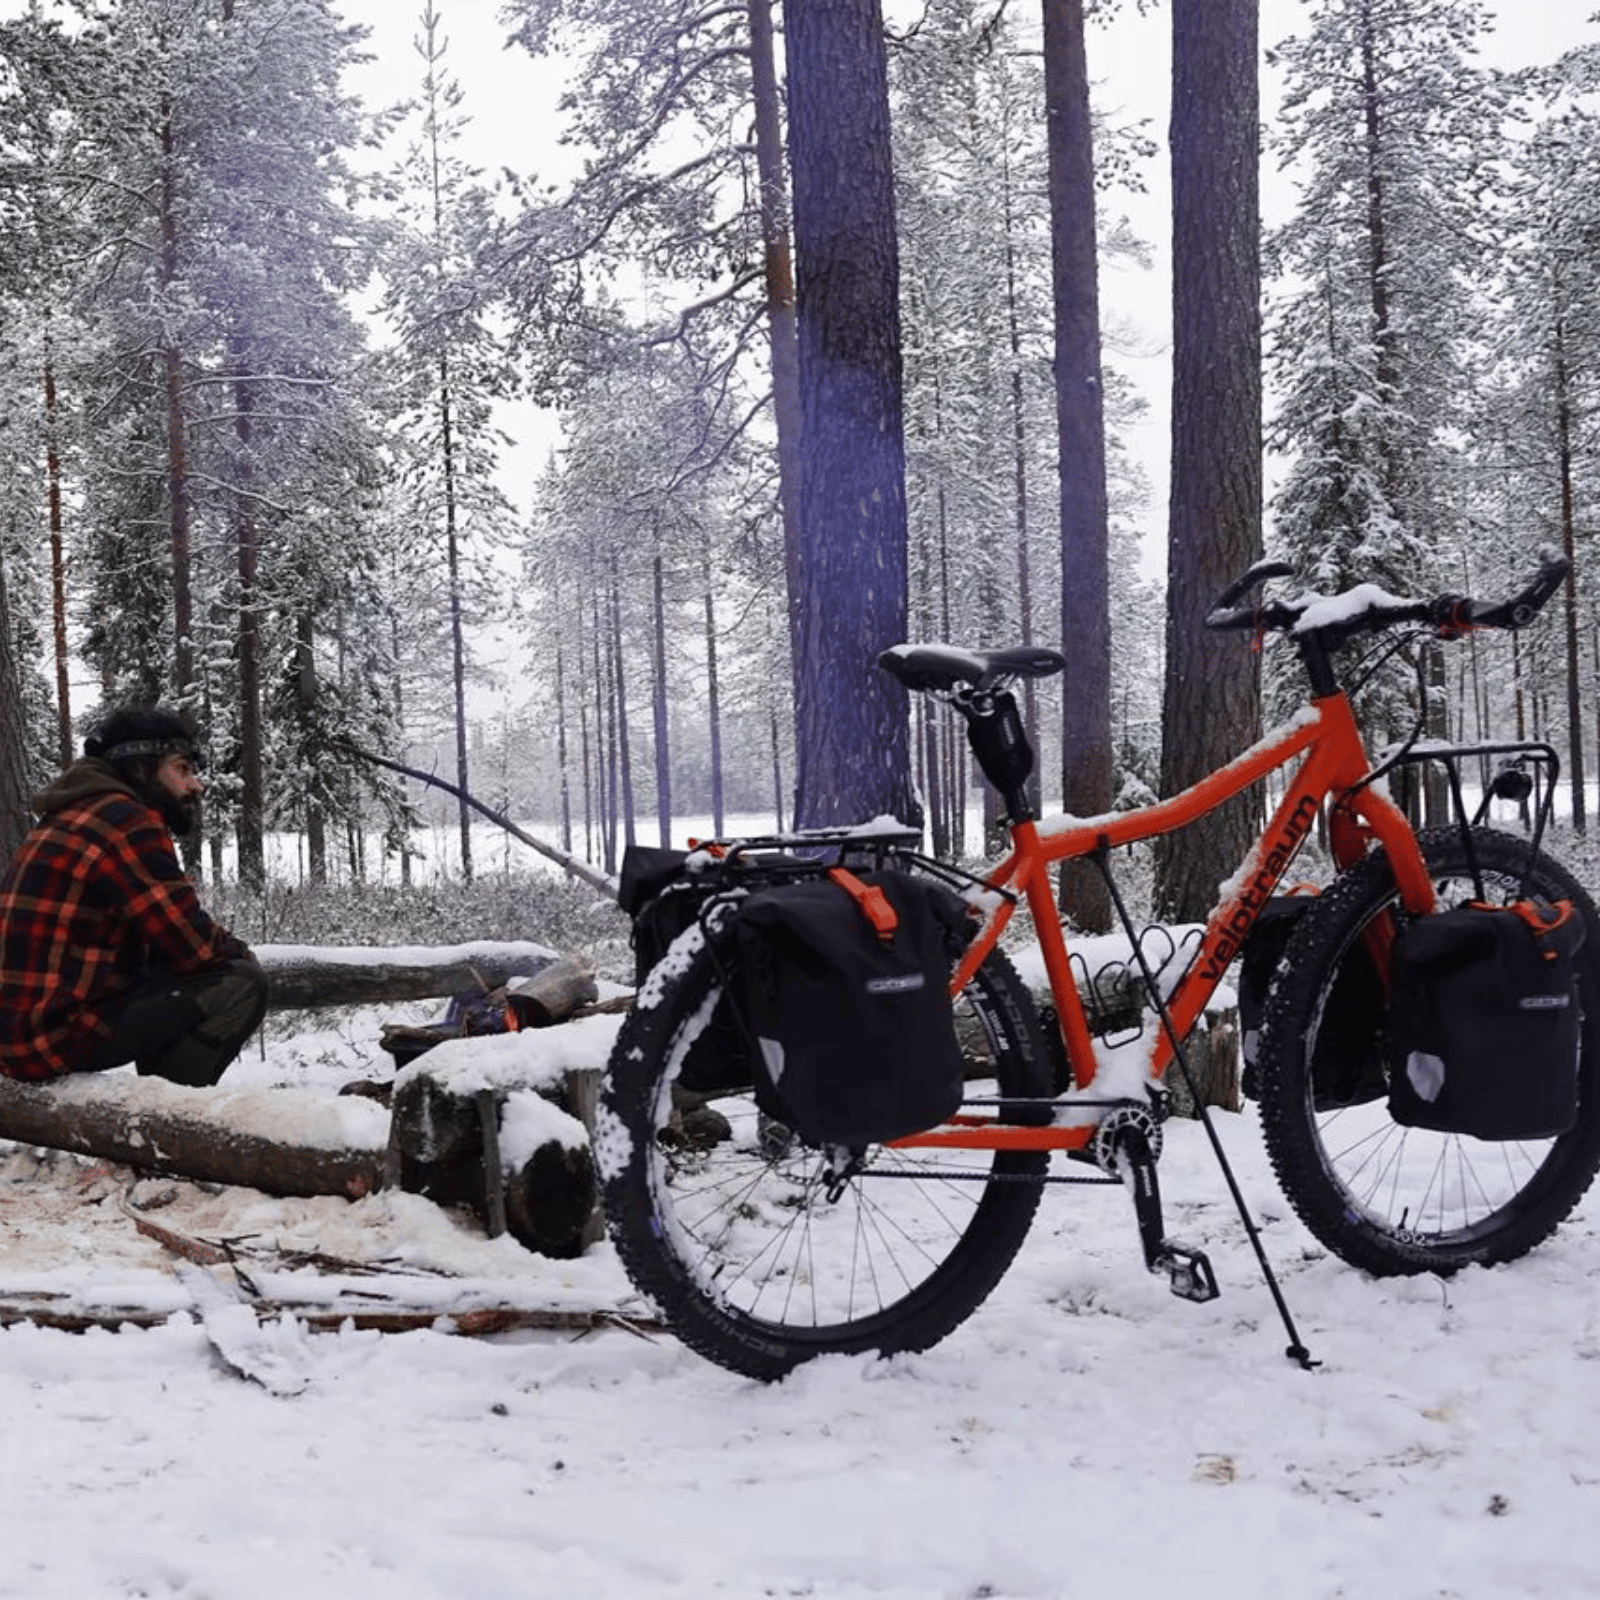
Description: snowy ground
0,997,1596,1600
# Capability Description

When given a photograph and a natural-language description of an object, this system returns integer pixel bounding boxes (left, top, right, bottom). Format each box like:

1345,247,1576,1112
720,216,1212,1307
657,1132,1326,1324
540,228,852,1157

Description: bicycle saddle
879,643,1067,693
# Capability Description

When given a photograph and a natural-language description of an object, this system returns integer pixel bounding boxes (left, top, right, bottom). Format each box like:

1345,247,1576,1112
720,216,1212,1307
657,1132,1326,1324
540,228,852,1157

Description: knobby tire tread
1255,826,1600,1276
601,934,1051,1381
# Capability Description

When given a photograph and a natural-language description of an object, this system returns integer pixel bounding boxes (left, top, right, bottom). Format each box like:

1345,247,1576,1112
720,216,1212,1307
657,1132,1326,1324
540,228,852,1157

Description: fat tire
599,928,1051,1381
1256,826,1600,1276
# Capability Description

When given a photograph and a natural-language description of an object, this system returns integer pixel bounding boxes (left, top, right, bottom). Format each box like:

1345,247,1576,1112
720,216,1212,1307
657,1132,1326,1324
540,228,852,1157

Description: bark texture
1156,0,1265,922
1042,0,1113,932
783,0,916,827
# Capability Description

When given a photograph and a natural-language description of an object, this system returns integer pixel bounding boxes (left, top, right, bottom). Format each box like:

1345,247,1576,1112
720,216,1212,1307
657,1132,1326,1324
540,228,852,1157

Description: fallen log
0,1075,388,1198
257,942,556,1011
0,1297,664,1338
377,953,601,1069
332,741,619,897
508,954,600,1026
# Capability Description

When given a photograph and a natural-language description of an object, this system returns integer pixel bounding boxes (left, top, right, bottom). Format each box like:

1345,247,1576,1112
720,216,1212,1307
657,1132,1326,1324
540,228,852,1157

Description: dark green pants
78,957,269,1087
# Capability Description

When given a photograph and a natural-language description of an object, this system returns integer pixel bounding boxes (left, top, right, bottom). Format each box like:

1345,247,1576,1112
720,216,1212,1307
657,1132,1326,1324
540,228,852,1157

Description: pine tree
1043,0,1115,925
1264,0,1504,829
7,0,402,881
0,548,31,859
380,0,517,883
1487,87,1600,826
1267,0,1495,597
195,0,385,886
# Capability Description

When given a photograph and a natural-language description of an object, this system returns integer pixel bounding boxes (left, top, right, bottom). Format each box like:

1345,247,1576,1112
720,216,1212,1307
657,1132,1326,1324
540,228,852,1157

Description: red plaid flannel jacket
0,764,246,1080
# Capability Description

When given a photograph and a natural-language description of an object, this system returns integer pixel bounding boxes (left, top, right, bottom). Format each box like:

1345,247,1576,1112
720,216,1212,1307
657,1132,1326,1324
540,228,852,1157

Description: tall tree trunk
232,356,266,892
590,592,609,869
555,634,573,857
782,0,916,828
579,687,594,866
1003,147,1040,818
1360,7,1399,431
651,544,672,847
1042,0,1112,931
160,99,194,700
747,0,805,682
609,578,635,859
1556,331,1585,832
297,609,327,883
0,553,30,861
41,340,71,768
770,697,786,831
440,352,473,882
914,520,948,857
702,548,726,837
1155,0,1264,923
937,494,963,856
389,606,414,888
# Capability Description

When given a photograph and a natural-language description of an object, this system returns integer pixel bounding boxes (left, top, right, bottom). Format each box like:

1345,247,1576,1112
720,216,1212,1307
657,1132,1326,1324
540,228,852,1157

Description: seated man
0,707,267,1086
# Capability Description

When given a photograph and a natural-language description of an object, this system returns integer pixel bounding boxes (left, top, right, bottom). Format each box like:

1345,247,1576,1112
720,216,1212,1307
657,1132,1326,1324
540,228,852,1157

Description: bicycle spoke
650,1104,1001,1329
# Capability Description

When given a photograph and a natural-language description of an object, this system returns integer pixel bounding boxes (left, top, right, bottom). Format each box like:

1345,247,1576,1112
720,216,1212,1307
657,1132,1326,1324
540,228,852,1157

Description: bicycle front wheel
598,923,1052,1381
1255,826,1600,1276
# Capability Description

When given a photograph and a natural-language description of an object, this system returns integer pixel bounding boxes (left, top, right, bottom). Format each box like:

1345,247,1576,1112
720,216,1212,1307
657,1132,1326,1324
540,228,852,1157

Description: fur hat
84,706,205,771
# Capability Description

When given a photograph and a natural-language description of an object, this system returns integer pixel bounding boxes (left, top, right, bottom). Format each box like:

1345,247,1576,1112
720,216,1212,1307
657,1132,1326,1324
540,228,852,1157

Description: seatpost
962,688,1038,823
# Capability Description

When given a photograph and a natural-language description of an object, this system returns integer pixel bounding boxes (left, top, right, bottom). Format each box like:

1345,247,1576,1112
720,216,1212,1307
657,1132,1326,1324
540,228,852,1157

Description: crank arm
1112,1122,1224,1305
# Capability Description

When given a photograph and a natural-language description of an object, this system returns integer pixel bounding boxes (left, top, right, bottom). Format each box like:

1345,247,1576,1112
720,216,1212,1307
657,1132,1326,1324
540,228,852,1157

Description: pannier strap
826,867,899,943
1470,897,1579,957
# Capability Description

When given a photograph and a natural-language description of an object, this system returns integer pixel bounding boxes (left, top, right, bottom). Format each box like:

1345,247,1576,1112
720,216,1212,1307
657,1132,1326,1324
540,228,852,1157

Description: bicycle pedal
1153,1243,1220,1304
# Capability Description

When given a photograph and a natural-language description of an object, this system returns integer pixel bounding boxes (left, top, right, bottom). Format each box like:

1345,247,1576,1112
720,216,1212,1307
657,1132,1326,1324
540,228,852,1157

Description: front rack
1367,739,1560,898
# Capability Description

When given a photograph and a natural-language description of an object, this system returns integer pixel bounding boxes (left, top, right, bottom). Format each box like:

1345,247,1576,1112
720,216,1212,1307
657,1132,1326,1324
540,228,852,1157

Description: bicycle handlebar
1204,546,1570,644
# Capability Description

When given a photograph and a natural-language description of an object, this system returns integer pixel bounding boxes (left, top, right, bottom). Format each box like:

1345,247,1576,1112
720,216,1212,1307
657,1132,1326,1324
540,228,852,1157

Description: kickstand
1095,850,1319,1372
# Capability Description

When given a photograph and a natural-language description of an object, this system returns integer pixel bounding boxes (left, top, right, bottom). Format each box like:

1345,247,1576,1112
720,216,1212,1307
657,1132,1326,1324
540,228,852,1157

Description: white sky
335,0,1600,556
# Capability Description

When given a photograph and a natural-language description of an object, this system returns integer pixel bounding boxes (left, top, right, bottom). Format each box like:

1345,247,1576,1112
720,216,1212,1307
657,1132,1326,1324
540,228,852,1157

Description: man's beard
159,792,199,837
142,781,198,838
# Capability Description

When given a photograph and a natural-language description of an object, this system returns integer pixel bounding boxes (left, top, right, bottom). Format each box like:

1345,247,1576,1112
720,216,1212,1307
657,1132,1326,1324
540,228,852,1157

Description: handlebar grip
1209,559,1295,615
1205,599,1301,633
1439,549,1569,633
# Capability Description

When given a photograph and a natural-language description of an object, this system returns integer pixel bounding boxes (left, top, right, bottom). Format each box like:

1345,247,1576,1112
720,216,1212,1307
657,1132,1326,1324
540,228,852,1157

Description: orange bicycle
599,551,1600,1380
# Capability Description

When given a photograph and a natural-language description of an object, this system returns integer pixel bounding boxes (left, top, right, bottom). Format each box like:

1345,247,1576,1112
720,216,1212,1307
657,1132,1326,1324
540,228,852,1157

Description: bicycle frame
896,687,1439,1155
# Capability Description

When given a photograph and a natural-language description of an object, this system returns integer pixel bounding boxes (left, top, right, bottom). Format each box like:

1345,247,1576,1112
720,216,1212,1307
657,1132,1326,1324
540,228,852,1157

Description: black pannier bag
1386,898,1587,1140
734,869,974,1147
617,843,753,1097
1238,895,1387,1109
617,845,702,986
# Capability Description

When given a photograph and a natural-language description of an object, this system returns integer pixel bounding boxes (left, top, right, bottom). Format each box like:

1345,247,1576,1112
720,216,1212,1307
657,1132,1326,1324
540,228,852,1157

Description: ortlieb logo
1520,994,1571,1011
866,974,926,996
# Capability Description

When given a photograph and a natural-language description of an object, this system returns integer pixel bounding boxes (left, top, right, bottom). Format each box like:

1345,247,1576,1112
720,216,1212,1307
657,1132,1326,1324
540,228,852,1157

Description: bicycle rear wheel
1255,826,1600,1276
598,919,1052,1381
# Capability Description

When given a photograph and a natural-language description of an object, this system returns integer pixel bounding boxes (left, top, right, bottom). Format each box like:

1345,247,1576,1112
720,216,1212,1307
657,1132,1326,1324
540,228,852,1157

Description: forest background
1,0,1598,956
